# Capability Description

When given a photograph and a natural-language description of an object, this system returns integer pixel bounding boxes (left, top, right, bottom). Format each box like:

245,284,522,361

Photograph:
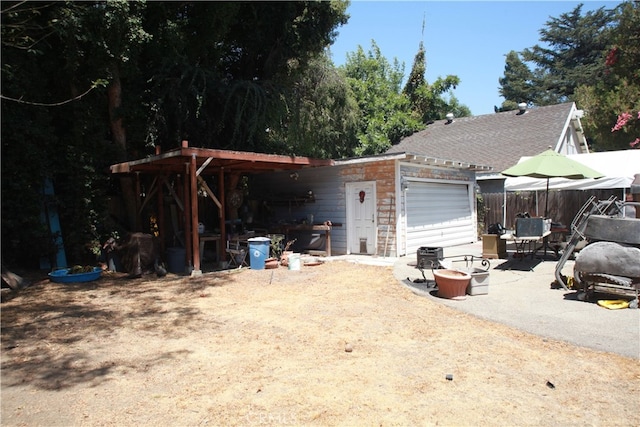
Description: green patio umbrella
502,149,604,217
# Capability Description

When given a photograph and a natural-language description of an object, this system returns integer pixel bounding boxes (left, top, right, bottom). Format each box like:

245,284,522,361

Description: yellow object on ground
566,276,575,289
597,299,630,310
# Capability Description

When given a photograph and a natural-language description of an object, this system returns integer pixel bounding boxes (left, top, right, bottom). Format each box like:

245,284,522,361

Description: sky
329,1,620,116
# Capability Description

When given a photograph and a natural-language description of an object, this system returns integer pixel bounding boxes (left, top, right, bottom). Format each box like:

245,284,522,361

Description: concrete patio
324,241,639,359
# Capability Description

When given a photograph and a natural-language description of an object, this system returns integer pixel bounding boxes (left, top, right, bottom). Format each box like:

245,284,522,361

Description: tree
498,4,616,108
403,41,467,121
574,1,640,150
1,0,351,267
1,1,127,266
264,52,360,159
522,4,615,105
138,1,349,153
497,51,535,111
403,41,427,112
342,42,421,155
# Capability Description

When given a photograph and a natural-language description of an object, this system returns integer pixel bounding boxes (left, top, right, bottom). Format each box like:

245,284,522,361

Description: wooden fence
479,188,627,234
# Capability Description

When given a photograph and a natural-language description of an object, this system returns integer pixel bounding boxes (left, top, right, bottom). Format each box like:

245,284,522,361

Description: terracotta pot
264,257,279,269
433,269,470,300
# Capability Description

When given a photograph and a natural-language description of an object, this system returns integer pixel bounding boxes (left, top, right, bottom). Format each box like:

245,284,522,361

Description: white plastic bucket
288,254,301,271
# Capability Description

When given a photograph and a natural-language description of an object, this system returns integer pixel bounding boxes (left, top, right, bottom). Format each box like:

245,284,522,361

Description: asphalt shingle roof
386,102,576,174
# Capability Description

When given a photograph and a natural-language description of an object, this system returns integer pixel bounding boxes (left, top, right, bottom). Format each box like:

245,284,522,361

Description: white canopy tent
502,150,640,221
504,150,640,192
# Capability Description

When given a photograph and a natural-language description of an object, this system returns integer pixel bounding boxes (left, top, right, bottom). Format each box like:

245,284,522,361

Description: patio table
501,231,551,259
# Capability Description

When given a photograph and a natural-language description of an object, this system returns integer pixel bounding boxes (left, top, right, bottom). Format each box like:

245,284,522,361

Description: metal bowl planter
433,269,471,300
48,267,102,283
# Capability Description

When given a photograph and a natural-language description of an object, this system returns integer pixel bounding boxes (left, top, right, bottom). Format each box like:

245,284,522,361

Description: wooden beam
157,175,165,254
164,179,184,211
196,157,214,176
190,154,201,273
197,176,222,210
219,168,226,251
135,172,142,231
138,176,158,215
110,147,333,175
183,163,192,273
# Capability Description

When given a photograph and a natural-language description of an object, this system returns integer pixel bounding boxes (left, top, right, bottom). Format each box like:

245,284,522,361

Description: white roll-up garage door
405,181,475,254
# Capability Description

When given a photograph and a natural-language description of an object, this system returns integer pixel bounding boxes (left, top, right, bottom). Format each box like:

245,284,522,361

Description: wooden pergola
110,141,333,275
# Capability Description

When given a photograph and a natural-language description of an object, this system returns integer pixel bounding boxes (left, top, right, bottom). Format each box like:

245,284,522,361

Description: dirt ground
2,261,639,426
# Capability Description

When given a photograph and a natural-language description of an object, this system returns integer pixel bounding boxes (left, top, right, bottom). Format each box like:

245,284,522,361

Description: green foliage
1,0,351,267
519,4,614,106
337,40,467,156
265,52,360,158
498,51,535,108
138,1,350,152
403,42,427,106
343,43,399,153
575,1,640,150
342,42,421,155
498,4,616,110
404,41,468,121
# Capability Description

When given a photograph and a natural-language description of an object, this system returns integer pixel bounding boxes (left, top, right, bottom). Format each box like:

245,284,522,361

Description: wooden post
157,175,165,254
190,154,201,274
135,172,142,231
183,162,192,273
219,168,226,250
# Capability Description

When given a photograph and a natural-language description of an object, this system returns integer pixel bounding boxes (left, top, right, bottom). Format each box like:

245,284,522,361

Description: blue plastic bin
166,247,186,274
248,237,271,270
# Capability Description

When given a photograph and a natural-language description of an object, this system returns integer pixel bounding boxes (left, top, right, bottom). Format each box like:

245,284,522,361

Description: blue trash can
248,237,271,270
166,247,186,274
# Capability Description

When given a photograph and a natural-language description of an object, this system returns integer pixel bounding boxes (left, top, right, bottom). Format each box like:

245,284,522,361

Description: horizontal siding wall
251,159,399,256
251,166,349,255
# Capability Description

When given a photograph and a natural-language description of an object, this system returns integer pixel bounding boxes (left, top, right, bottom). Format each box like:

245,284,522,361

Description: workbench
274,224,332,256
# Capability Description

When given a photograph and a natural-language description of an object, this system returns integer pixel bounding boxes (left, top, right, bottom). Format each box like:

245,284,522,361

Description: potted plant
267,234,285,260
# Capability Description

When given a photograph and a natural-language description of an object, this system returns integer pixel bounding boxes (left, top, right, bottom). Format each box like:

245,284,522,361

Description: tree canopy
574,1,640,150
341,42,419,155
497,1,638,151
1,0,351,267
403,41,469,123
340,40,468,155
520,4,614,105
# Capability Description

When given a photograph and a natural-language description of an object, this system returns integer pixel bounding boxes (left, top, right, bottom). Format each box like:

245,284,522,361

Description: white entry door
346,181,377,254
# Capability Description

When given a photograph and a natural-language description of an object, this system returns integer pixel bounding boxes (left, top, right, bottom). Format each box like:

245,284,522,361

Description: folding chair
226,238,248,268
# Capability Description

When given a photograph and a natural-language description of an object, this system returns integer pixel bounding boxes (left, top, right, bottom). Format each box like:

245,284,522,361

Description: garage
404,179,476,254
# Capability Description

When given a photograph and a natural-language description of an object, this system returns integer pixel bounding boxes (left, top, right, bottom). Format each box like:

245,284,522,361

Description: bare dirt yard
2,261,639,426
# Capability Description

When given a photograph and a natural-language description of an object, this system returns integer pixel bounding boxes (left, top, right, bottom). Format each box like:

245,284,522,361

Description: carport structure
110,141,333,275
